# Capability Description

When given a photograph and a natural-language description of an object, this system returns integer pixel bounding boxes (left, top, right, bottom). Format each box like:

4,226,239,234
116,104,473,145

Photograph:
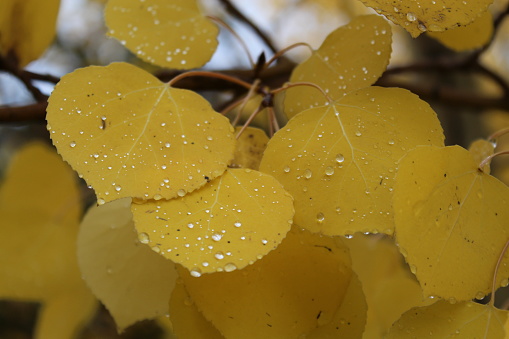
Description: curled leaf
105,0,218,69
284,15,392,118
47,62,235,203
77,198,178,330
393,146,509,301
261,87,444,236
131,168,294,275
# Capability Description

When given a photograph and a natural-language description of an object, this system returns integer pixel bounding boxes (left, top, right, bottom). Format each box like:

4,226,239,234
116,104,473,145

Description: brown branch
218,0,278,54
0,53,48,102
0,102,48,122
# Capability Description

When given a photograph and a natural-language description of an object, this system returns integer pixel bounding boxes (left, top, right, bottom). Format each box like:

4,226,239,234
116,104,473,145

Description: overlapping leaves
393,146,509,300
284,15,392,118
261,86,444,236
47,62,235,204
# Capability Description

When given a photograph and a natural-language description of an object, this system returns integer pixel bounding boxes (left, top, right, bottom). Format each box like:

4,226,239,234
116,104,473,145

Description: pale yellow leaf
131,168,294,275
284,15,392,118
428,11,493,51
179,227,352,339
393,145,509,301
0,0,60,67
105,0,218,69
260,87,444,236
359,0,493,37
46,62,235,203
386,300,508,338
78,198,178,331
231,126,269,170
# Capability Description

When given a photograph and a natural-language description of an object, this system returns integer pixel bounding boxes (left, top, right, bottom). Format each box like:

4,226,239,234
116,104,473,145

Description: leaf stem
264,42,314,69
206,15,255,66
236,105,264,139
272,82,334,103
168,71,254,90
488,128,509,147
478,150,509,171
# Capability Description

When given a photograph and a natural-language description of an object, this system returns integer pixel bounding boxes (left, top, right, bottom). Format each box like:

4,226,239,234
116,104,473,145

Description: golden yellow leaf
131,168,294,275
359,0,493,37
428,11,493,51
284,15,392,118
306,272,367,339
77,197,178,331
386,300,508,338
105,0,218,69
0,0,60,67
393,145,509,301
347,234,432,338
231,126,269,170
0,142,96,339
179,227,352,339
469,138,495,174
260,87,444,236
169,280,224,339
46,62,235,204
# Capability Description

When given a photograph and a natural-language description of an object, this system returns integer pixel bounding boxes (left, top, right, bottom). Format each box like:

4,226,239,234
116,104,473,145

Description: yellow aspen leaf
169,280,224,339
0,142,96,339
469,138,495,174
359,0,493,37
131,168,294,276
178,228,352,339
428,11,493,51
306,272,367,339
77,198,178,331
347,234,432,338
393,145,509,301
105,0,218,69
386,300,508,338
231,126,269,170
46,62,235,204
0,0,60,67
284,15,392,119
260,87,444,236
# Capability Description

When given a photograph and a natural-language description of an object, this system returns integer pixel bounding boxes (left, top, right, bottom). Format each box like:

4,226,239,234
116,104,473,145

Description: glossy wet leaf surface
0,0,60,66
359,0,493,37
131,168,294,275
428,11,493,51
261,87,444,236
77,198,178,330
393,146,509,301
284,15,392,118
169,280,224,339
231,126,269,170
0,142,96,339
386,300,508,338
105,0,218,69
179,228,352,339
47,62,235,203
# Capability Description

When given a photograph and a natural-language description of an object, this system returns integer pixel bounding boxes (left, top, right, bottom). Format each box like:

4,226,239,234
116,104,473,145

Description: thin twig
218,0,278,54
168,70,254,90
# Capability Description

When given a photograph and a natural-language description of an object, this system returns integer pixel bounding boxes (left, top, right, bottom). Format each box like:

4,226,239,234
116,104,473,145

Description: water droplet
475,291,485,300
501,278,509,287
202,261,209,267
211,233,222,242
409,265,417,274
187,223,194,229
234,221,242,227
418,23,427,32
316,212,325,222
152,246,160,253
115,185,122,192
165,142,171,148
224,263,237,272
304,169,313,179
406,12,417,21
190,268,202,277
206,136,213,141
388,139,395,145
345,234,354,239
97,198,105,205
70,141,77,148
355,131,362,137
261,239,268,245
325,167,334,176
177,189,186,197
214,252,224,260
283,166,291,173
335,154,345,163
139,232,150,244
